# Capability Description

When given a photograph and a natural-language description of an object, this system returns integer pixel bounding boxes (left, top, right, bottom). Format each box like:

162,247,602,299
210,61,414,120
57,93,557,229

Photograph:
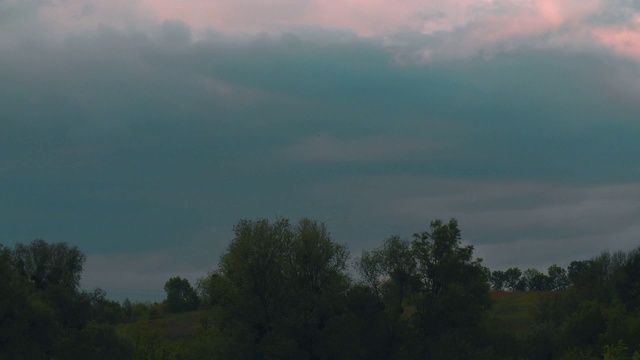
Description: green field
114,292,561,359
123,291,552,341
119,310,203,340
487,291,555,335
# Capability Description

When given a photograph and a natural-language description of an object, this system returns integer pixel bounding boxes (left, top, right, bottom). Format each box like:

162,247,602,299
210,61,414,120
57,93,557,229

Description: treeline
0,240,131,359
489,265,570,292
194,218,493,358
2,218,640,359
529,249,640,359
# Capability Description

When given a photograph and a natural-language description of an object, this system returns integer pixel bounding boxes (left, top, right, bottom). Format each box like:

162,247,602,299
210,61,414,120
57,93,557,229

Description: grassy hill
122,291,552,338
117,311,210,359
487,291,556,336
116,291,555,358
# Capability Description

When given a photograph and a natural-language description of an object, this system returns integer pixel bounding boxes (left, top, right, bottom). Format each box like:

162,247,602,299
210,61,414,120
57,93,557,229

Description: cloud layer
11,0,640,63
2,1,640,300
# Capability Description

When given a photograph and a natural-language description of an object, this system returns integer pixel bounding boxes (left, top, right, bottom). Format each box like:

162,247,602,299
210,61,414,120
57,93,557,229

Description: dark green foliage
523,268,550,291
353,218,493,359
119,227,640,359
56,322,133,360
200,217,352,359
0,245,57,359
193,218,500,359
529,247,640,359
411,219,492,340
89,288,126,324
355,234,419,357
504,267,525,291
528,322,559,360
568,259,591,287
562,301,607,348
163,276,200,313
491,270,507,290
547,264,570,291
13,239,85,292
0,240,131,360
615,250,640,311
10,220,640,359
493,264,570,292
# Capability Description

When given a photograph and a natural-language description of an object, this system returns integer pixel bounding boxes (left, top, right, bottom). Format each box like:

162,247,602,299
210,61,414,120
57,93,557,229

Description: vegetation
3,217,640,359
0,240,131,359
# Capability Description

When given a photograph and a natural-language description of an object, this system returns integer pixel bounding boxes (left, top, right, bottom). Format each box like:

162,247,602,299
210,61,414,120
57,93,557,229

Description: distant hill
487,291,556,336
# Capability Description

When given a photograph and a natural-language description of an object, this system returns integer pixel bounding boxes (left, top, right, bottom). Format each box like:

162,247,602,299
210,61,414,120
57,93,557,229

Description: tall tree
504,267,524,291
356,235,417,308
217,217,294,354
410,219,492,358
0,244,57,359
208,218,352,359
163,277,200,313
547,264,570,291
523,268,551,291
568,260,591,287
355,235,418,357
1,240,130,359
13,239,85,291
491,270,507,291
289,218,351,358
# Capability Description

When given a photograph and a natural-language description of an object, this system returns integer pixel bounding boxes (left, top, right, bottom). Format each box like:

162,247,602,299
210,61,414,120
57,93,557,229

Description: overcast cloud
1,0,639,300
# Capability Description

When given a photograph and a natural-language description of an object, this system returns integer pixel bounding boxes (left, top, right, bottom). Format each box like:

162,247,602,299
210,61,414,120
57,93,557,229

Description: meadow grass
488,291,555,336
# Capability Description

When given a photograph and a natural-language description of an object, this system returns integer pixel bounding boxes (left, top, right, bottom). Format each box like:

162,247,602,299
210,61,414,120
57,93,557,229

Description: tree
291,218,350,300
615,250,640,311
547,264,570,291
205,217,352,359
411,219,489,299
491,270,507,291
523,268,552,291
13,239,85,291
504,267,525,291
216,217,294,352
163,277,199,313
10,239,91,332
1,240,130,359
356,235,417,307
0,244,58,359
289,218,351,358
355,235,418,357
410,219,492,357
568,260,591,288
88,288,125,323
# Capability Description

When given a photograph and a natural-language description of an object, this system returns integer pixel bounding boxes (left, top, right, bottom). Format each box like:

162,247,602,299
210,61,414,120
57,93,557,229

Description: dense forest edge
2,217,640,359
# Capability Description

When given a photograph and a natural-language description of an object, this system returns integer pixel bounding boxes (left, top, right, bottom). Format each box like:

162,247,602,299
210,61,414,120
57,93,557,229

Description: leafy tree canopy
163,276,200,313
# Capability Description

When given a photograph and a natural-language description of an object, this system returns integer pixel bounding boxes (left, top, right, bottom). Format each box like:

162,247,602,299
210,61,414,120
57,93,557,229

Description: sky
1,0,640,301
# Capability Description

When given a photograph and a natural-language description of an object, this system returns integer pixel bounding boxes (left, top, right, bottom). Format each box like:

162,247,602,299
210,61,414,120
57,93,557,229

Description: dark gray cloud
1,25,639,299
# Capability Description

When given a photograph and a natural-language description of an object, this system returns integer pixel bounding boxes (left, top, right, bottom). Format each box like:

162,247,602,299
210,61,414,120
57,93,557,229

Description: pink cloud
594,17,640,60
469,0,599,45
138,0,607,62
137,0,600,38
138,0,489,36
30,0,640,63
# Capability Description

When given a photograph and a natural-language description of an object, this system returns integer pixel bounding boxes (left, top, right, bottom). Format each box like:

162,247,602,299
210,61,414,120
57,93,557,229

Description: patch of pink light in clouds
38,0,640,63
470,0,600,44
594,17,640,61
141,0,489,36
304,0,477,36
141,0,601,37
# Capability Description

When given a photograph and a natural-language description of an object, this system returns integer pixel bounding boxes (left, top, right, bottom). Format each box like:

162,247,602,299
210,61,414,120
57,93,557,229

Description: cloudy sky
2,0,639,300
